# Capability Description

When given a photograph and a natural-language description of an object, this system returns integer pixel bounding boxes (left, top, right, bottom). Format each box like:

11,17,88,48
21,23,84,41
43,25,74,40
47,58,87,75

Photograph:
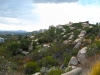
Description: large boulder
80,30,86,34
68,56,78,66
74,37,84,44
78,30,86,38
78,33,85,38
21,51,29,55
77,47,87,63
61,67,82,75
74,42,81,49
74,39,81,44
69,35,74,40
70,27,75,30
32,72,41,75
63,40,69,44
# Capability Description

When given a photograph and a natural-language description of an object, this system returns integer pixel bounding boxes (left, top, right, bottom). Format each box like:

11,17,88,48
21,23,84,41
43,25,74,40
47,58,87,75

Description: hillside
0,21,100,75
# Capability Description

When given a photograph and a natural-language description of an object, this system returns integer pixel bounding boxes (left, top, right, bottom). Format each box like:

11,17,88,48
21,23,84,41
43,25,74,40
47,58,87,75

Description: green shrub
24,62,40,75
87,41,100,57
71,48,79,56
63,53,71,66
39,56,58,67
8,42,20,56
47,69,63,75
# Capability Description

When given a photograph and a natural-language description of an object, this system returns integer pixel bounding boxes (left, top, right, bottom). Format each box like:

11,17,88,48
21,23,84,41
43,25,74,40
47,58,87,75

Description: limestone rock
69,35,74,40
74,42,81,49
61,67,82,75
68,56,78,66
21,51,29,55
63,40,68,44
32,72,41,75
80,30,86,34
77,47,87,63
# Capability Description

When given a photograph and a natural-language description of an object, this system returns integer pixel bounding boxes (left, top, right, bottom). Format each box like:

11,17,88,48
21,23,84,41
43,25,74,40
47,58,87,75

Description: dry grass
79,54,100,75
88,61,100,75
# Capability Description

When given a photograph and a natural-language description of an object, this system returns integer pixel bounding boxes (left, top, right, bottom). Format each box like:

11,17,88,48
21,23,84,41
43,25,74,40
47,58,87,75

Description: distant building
0,37,4,42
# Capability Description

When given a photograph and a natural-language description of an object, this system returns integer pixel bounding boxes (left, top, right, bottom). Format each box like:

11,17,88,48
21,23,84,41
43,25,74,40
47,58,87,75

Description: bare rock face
32,72,41,75
68,56,78,66
77,47,87,63
78,30,86,38
74,42,81,49
61,67,82,75
21,51,29,55
63,40,69,44
69,35,74,40
80,30,86,34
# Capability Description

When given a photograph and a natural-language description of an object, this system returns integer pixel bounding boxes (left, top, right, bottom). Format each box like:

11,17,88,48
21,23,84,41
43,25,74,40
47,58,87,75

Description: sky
0,0,100,31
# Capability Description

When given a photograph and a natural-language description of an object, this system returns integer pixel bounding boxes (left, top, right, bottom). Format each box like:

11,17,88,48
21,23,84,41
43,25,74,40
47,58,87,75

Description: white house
0,37,4,42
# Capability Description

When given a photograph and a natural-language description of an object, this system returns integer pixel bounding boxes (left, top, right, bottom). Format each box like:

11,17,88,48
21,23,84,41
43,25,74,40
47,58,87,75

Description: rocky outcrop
32,72,41,75
61,67,82,75
78,30,86,38
68,56,78,66
77,47,87,63
63,40,69,44
63,46,88,75
74,42,81,49
69,35,74,40
21,51,29,55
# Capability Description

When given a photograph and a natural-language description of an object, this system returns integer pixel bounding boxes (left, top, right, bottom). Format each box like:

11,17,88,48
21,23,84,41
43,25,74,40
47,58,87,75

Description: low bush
47,69,63,75
24,62,40,75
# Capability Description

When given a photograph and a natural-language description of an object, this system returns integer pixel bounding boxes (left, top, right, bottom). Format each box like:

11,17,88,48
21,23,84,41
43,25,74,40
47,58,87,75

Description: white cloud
34,3,100,28
1,2,100,31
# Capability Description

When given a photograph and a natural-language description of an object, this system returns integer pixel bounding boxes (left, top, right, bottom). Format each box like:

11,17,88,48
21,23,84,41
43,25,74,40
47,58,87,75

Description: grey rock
69,35,74,40
21,51,29,55
68,56,78,66
63,40,68,44
32,72,41,75
74,42,81,49
77,47,87,63
61,67,82,75
80,30,86,34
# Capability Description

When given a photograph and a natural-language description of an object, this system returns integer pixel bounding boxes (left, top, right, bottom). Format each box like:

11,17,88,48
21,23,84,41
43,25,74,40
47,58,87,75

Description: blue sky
0,0,100,31
79,0,100,5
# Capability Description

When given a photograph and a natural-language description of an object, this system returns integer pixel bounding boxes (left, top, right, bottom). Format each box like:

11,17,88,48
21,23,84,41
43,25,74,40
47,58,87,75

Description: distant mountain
0,30,27,35
32,29,47,34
